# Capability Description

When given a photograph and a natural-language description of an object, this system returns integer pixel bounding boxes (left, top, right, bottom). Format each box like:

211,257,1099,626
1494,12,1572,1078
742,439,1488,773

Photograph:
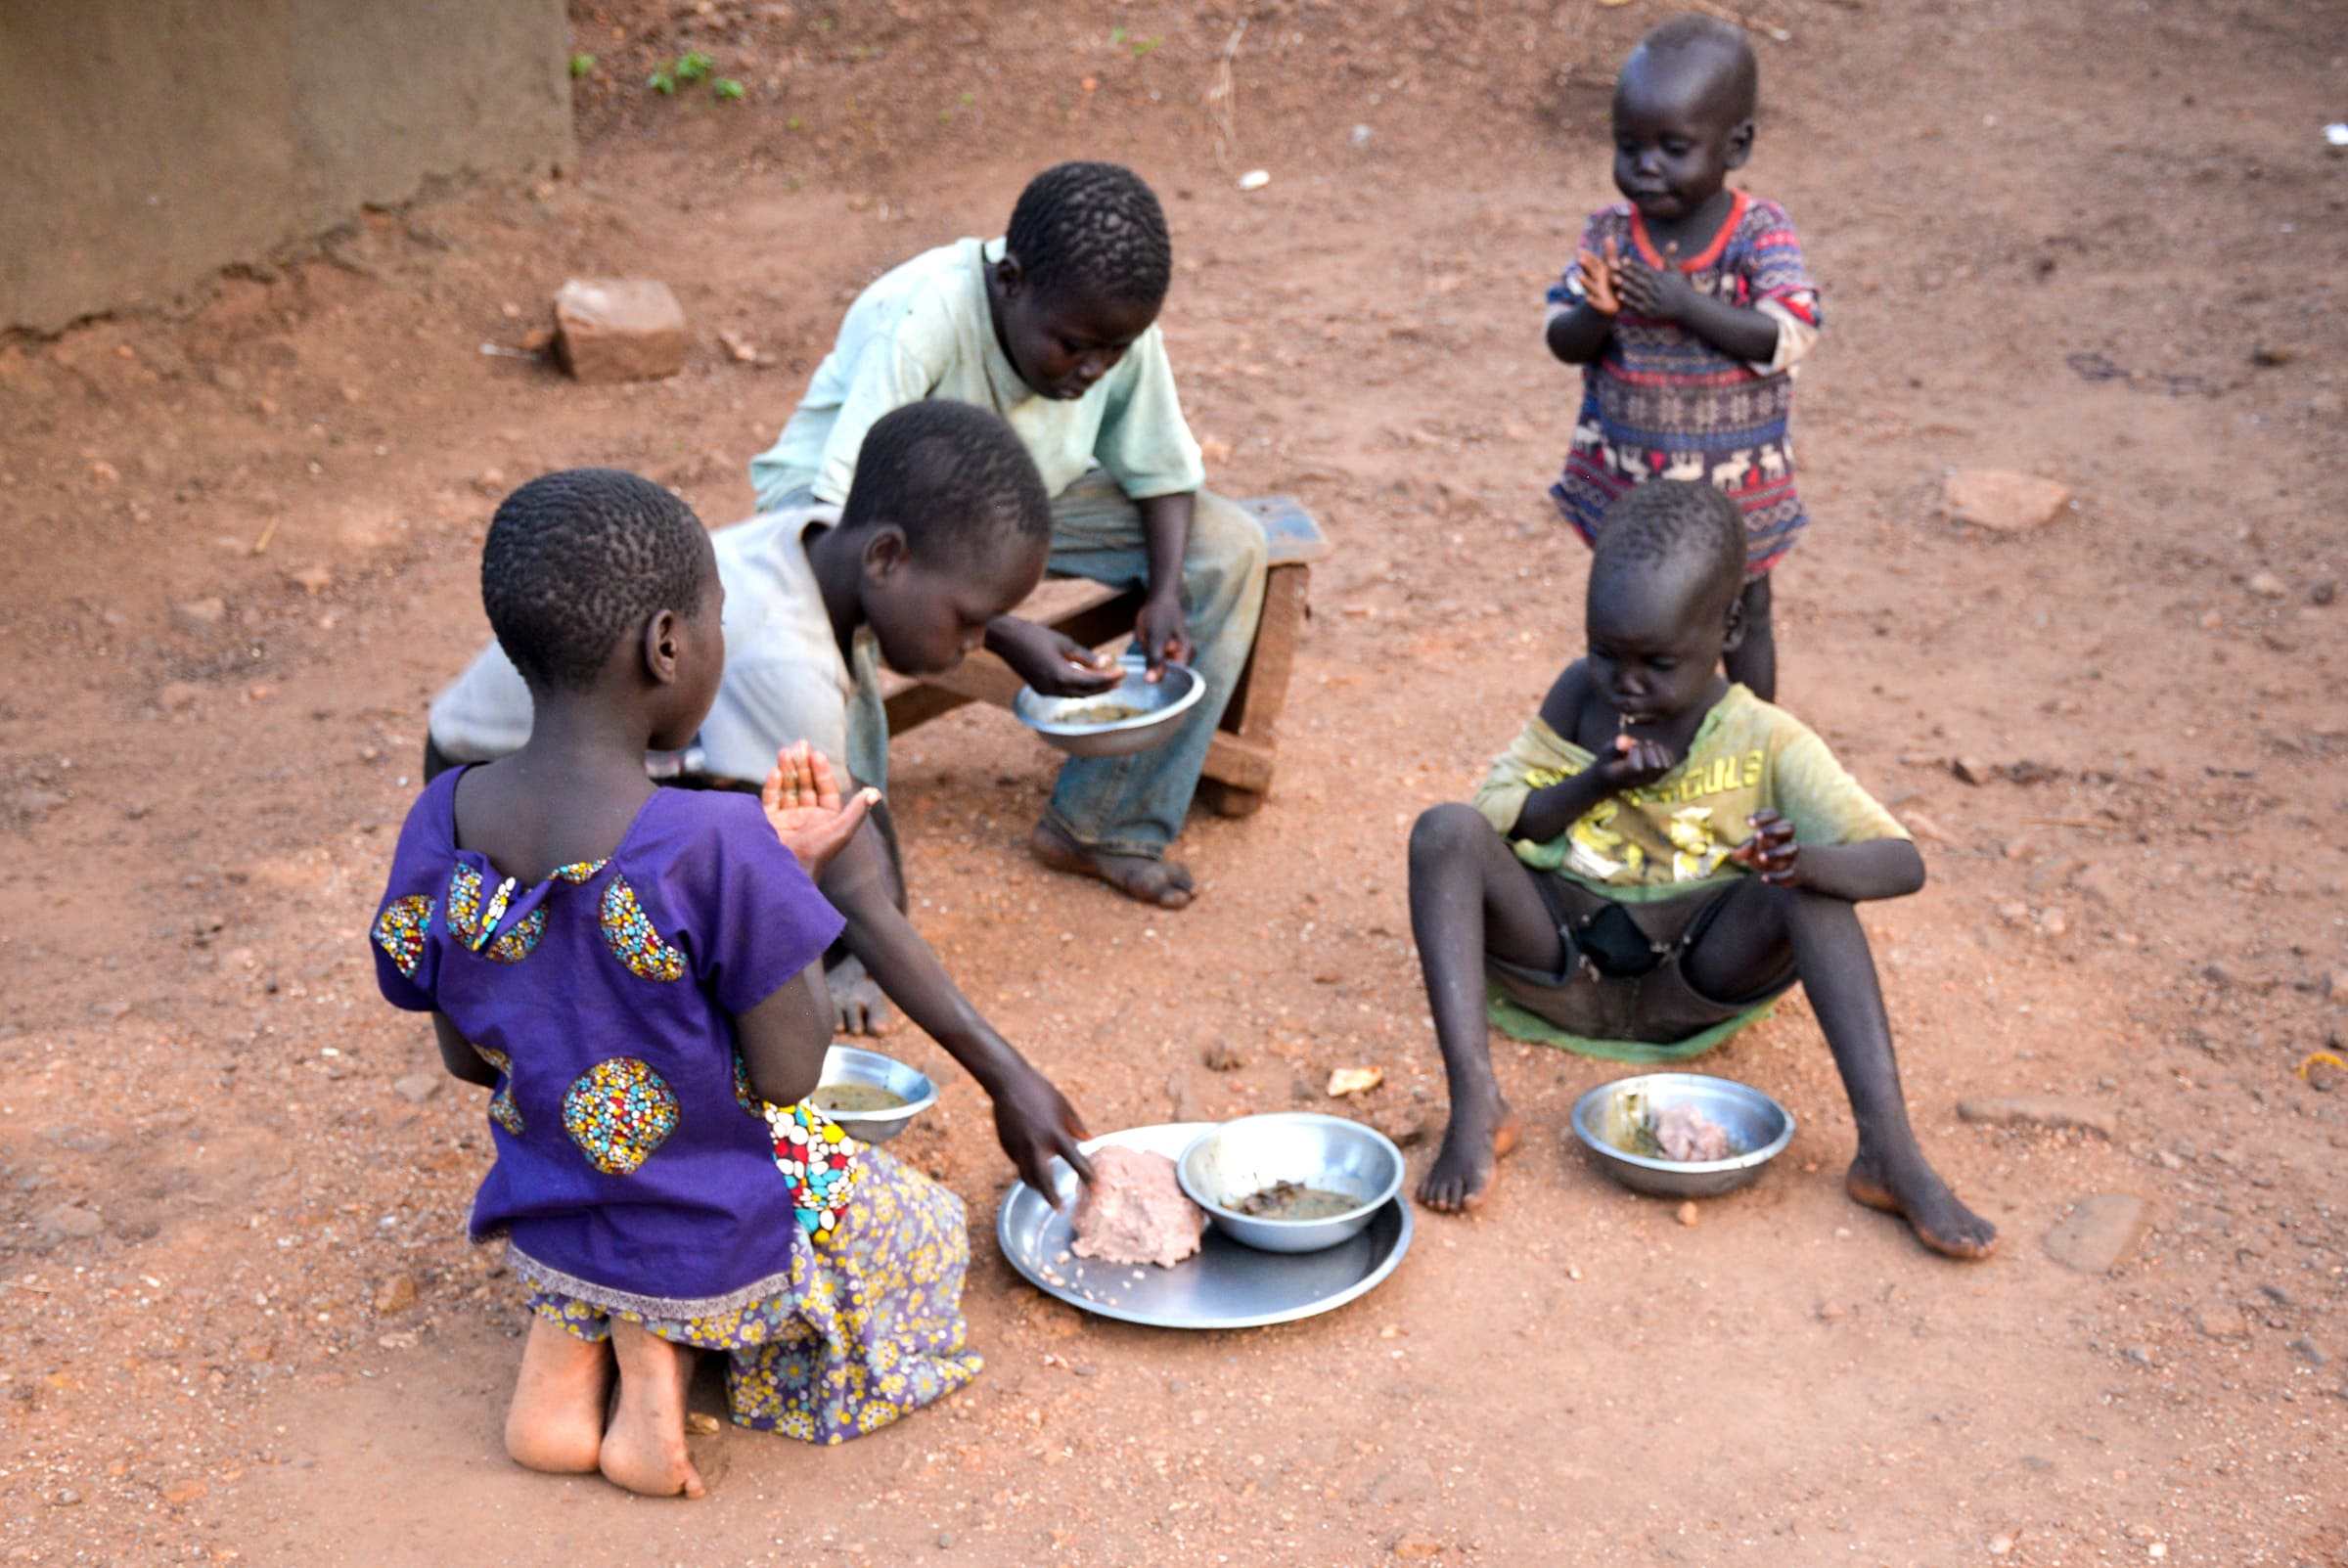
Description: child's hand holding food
1729,808,1801,886
1577,237,1623,316
1593,732,1680,791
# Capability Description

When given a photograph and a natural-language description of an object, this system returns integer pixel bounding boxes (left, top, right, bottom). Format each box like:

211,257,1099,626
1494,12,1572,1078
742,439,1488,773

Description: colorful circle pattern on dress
770,1101,862,1242
551,858,609,884
733,1053,765,1118
562,1057,680,1175
600,875,687,982
444,863,485,946
474,1044,523,1136
484,907,545,964
373,895,433,979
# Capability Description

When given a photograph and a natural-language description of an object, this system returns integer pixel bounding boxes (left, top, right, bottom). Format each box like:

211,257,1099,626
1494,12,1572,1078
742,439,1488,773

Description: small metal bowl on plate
1177,1112,1404,1254
810,1044,938,1145
1013,654,1204,758
1569,1071,1794,1198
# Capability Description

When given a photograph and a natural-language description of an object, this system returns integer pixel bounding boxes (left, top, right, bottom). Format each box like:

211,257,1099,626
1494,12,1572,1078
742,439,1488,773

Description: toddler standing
1546,14,1822,701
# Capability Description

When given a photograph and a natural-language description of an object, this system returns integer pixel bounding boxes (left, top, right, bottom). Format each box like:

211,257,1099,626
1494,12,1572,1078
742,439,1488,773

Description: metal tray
994,1122,1414,1330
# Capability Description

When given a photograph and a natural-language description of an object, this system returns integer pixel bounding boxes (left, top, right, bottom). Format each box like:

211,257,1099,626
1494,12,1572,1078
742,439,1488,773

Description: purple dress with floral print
370,770,983,1440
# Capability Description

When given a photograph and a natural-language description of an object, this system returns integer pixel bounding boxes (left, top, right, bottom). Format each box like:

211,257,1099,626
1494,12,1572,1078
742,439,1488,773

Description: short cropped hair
840,402,1053,570
1005,161,1172,309
480,468,710,692
1630,14,1759,122
1590,480,1746,614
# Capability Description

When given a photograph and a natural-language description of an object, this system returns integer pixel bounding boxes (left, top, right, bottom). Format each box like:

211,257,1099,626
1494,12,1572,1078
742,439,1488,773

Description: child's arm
1131,492,1194,677
1612,245,1780,363
735,961,835,1106
431,1014,500,1088
819,818,1095,1193
1731,809,1925,903
1545,241,1621,365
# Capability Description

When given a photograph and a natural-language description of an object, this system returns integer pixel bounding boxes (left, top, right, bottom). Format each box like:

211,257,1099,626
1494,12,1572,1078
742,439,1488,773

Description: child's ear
1723,118,1755,171
1720,591,1749,655
860,523,911,586
642,607,682,685
993,251,1027,303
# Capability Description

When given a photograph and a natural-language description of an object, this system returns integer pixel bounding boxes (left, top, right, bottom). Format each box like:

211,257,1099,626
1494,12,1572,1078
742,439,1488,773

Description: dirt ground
5,1,2347,1562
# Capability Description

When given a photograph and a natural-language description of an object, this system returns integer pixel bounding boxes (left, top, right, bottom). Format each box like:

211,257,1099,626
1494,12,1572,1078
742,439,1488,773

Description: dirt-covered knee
1409,801,1491,865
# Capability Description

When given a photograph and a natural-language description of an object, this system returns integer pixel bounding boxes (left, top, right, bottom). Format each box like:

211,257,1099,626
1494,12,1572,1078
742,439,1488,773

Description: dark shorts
1485,874,1797,1045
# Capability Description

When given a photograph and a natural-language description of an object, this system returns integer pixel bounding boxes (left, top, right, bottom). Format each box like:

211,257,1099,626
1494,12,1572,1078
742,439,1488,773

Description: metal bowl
811,1044,937,1145
1569,1072,1795,1198
1012,654,1204,758
1177,1113,1404,1254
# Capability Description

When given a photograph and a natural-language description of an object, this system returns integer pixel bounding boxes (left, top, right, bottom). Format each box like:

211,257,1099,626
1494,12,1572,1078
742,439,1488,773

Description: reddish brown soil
5,2,2347,1563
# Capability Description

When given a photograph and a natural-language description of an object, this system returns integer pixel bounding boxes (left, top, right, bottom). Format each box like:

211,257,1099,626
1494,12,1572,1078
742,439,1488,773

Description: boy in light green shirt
1407,481,1994,1260
749,161,1266,911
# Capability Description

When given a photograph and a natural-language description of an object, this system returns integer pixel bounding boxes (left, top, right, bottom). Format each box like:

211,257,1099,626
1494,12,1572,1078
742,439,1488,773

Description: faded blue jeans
843,470,1267,860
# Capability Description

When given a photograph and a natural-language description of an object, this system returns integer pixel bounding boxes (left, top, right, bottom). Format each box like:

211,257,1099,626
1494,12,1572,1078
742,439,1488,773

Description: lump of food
1068,1145,1205,1269
1653,1100,1735,1163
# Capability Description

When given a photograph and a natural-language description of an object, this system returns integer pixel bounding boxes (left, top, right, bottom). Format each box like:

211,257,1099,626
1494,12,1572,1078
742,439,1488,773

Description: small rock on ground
1945,468,2072,532
40,1204,105,1239
392,1072,442,1104
2043,1193,2149,1273
553,279,688,382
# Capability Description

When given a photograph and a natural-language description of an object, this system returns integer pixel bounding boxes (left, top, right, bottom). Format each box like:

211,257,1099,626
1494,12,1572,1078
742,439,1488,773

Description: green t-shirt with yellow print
1470,684,1909,903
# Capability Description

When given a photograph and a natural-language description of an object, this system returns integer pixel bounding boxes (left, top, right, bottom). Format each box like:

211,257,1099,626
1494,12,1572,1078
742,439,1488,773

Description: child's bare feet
599,1322,706,1499
505,1317,613,1474
1416,1100,1524,1213
1028,819,1196,910
1845,1144,1998,1260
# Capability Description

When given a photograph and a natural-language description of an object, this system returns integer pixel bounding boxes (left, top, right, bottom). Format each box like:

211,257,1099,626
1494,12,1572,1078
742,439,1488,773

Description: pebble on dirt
552,279,688,383
374,1273,420,1315
1944,468,2072,532
2043,1193,2149,1274
170,596,228,635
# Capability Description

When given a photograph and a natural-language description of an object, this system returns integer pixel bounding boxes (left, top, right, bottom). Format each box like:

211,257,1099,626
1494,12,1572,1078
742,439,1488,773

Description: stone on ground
2043,1192,2148,1273
552,279,688,382
1945,469,2071,532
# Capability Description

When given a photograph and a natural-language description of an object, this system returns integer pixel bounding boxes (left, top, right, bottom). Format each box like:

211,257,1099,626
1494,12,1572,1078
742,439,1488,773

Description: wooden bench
880,496,1331,817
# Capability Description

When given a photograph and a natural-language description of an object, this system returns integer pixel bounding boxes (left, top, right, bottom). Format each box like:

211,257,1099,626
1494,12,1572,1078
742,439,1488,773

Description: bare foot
599,1322,706,1499
825,951,894,1036
1415,1101,1524,1213
1028,819,1196,910
1845,1146,1999,1260
505,1317,613,1474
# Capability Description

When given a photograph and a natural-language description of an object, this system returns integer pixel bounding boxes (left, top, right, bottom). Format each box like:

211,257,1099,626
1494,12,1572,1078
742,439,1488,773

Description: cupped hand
1578,238,1622,316
1729,807,1802,886
1613,242,1692,320
991,616,1122,696
991,1064,1094,1203
1133,592,1194,680
760,741,877,879
1594,732,1680,791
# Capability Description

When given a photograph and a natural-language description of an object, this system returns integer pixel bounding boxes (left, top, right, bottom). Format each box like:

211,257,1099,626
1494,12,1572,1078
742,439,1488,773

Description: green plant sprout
713,77,745,101
569,53,597,79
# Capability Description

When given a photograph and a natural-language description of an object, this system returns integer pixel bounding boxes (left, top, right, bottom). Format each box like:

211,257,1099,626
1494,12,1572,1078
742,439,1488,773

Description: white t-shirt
428,504,872,786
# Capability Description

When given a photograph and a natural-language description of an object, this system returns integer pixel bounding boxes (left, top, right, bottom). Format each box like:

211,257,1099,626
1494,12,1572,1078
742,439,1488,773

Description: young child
425,404,1098,1199
748,160,1268,911
1545,15,1821,702
372,466,988,1500
1407,482,1994,1260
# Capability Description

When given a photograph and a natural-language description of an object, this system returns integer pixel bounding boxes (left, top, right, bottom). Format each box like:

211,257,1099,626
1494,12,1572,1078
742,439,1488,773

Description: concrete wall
0,0,572,334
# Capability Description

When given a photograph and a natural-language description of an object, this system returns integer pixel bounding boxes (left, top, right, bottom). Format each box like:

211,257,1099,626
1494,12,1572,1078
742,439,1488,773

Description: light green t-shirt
1471,684,1909,903
747,237,1205,510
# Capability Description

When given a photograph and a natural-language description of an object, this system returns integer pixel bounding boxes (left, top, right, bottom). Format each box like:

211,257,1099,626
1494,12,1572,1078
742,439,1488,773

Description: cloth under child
1547,193,1822,575
1470,684,1906,1051
370,769,981,1440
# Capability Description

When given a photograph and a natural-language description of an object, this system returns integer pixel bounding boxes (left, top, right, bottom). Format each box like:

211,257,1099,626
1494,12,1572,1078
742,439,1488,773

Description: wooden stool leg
1198,562,1308,818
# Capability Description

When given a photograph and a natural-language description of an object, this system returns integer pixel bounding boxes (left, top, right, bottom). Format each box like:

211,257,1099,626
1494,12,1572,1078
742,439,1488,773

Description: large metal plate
994,1123,1414,1330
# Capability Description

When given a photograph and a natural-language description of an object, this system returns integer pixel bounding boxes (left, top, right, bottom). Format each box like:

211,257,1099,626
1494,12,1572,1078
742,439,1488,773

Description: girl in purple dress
370,468,979,1499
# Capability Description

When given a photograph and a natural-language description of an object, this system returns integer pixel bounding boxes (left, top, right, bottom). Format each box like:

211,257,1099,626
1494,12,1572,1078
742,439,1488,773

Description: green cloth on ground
1485,983,1776,1063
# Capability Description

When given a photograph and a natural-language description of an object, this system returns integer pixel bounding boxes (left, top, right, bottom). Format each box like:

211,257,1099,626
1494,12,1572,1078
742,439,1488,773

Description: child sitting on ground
372,467,982,1500
747,160,1268,911
425,404,1097,1197
1407,481,1994,1260
1545,14,1822,701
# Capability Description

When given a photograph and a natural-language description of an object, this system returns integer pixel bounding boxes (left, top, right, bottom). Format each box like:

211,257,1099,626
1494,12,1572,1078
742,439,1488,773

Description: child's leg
1681,879,1996,1258
599,1321,707,1499
1408,804,1568,1212
505,1314,614,1474
1724,574,1775,701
